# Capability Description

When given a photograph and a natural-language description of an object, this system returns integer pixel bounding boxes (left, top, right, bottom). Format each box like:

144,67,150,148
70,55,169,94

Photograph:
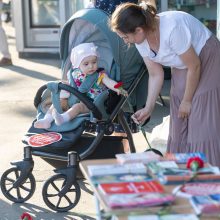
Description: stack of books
87,158,175,209
88,162,152,185
97,180,175,209
87,152,220,215
146,153,220,184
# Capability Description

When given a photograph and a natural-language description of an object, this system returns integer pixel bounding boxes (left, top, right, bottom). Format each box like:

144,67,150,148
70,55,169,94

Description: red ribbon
114,82,123,89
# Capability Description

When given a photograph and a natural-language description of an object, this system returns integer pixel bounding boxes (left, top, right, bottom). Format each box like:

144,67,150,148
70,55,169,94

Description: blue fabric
94,0,138,14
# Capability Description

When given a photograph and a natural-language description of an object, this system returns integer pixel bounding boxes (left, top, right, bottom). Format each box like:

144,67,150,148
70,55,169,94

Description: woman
109,2,220,166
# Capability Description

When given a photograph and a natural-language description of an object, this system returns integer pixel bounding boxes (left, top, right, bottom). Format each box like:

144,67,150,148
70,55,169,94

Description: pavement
0,22,170,220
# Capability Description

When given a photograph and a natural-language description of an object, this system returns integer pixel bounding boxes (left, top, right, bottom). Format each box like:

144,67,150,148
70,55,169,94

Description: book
87,162,146,176
128,214,199,220
91,173,152,185
104,192,175,209
116,151,161,164
147,161,179,175
173,182,220,198
158,169,220,185
164,152,207,163
190,194,220,215
98,180,164,195
147,161,220,184
158,173,220,185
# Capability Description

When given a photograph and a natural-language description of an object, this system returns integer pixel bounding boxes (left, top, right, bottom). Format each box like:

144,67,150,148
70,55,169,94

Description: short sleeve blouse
135,11,211,69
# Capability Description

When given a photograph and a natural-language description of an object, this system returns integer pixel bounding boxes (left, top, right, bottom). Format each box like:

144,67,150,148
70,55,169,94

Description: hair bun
139,1,148,11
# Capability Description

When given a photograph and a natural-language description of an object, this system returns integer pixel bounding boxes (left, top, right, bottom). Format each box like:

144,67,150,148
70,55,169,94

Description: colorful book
116,151,161,164
164,152,207,163
87,162,146,176
98,180,164,195
190,194,220,215
128,214,199,220
91,173,152,185
173,182,220,198
104,192,175,209
147,161,179,175
147,161,220,184
158,172,220,185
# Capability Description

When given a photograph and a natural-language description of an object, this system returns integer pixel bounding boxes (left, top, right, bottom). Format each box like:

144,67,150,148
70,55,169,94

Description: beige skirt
167,35,220,167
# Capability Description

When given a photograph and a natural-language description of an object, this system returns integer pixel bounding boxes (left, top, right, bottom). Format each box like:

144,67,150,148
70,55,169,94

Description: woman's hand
131,106,152,125
178,100,192,119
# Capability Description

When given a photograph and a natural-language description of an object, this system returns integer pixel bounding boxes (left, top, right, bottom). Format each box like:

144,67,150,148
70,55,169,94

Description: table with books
79,152,220,220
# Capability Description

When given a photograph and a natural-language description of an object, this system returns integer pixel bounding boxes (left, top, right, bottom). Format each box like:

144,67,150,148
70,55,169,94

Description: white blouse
135,11,212,69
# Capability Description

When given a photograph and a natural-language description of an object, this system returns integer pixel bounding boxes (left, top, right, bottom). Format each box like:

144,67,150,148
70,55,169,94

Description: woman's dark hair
110,2,157,34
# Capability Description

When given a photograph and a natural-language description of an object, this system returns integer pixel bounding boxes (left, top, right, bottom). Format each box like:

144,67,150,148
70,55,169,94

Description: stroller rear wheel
42,174,81,212
0,167,36,203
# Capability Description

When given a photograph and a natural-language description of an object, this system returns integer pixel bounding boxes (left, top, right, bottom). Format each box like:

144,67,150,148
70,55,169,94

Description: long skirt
167,35,220,167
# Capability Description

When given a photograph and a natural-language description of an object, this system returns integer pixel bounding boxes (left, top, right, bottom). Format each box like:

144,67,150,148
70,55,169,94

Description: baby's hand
117,88,128,97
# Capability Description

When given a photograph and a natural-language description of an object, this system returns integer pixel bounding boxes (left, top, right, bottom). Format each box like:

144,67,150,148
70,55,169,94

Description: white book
116,152,161,164
87,162,147,176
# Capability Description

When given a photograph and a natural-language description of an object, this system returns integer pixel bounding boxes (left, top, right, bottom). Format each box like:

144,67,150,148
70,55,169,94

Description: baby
34,42,127,129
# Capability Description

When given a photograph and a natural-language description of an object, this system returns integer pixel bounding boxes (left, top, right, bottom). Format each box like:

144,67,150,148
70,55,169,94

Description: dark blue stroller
0,8,148,212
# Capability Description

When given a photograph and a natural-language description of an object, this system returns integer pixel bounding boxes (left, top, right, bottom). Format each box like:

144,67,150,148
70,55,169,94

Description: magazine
147,161,220,184
158,172,220,185
91,173,152,185
116,151,161,164
88,162,146,176
147,161,179,175
104,192,175,209
173,182,220,198
190,194,220,215
164,152,207,163
98,180,164,195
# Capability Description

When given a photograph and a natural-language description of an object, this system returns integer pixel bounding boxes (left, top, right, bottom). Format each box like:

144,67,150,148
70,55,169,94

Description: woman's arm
178,46,201,119
132,57,164,124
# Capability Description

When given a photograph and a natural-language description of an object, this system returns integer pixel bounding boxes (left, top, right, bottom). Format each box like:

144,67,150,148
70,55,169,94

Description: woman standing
109,2,220,166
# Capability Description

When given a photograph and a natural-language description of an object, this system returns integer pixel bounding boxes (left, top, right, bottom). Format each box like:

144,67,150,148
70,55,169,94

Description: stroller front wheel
42,174,81,212
0,167,36,203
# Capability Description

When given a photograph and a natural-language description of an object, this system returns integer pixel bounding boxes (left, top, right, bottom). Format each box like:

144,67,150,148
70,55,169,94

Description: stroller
0,8,148,212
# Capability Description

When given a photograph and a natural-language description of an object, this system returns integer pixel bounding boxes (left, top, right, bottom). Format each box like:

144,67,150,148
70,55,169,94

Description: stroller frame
0,8,148,212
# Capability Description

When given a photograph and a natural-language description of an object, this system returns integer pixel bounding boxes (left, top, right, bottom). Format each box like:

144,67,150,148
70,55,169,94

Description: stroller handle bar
58,82,102,120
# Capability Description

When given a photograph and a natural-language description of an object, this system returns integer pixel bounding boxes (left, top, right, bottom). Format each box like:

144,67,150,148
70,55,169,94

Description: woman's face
117,27,146,44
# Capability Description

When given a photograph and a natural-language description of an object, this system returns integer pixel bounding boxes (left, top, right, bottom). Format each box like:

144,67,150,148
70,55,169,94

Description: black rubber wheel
42,174,81,212
0,167,36,203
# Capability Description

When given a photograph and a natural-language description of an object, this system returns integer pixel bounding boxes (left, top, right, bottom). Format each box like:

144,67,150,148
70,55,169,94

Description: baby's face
79,55,98,75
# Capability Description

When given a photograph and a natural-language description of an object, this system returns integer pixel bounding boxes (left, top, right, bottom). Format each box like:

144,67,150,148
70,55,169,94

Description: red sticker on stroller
28,132,62,147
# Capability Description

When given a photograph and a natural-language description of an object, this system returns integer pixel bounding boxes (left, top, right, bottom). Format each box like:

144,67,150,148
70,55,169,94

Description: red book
98,180,164,195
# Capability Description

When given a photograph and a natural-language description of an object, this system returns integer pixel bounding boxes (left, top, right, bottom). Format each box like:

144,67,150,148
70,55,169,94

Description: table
79,158,220,220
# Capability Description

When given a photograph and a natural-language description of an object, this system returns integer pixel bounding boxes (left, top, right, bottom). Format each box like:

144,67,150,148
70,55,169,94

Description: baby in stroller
34,42,127,129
